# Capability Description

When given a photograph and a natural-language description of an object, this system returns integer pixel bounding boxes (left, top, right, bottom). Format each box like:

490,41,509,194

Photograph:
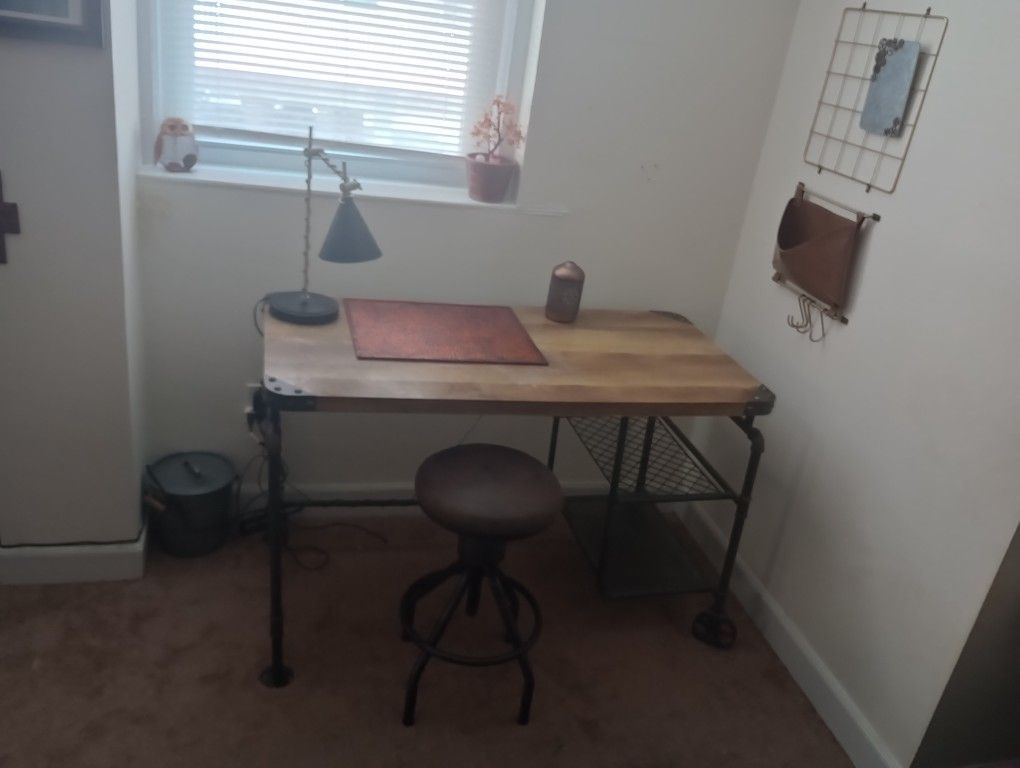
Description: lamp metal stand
266,127,363,325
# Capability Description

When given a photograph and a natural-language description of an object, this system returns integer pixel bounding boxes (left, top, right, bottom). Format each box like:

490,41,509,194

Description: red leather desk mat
343,299,548,365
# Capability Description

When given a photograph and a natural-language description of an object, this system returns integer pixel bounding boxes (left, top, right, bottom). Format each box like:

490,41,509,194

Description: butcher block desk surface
262,307,771,417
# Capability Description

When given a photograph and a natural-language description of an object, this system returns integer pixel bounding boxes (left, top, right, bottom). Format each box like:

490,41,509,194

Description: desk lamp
266,127,381,325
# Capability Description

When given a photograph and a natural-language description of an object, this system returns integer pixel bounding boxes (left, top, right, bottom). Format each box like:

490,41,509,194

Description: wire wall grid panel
804,6,948,193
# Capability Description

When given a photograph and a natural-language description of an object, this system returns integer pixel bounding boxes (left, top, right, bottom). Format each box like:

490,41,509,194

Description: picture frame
0,0,103,47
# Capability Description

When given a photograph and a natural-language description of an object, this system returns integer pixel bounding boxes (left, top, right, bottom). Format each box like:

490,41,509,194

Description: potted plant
467,95,525,203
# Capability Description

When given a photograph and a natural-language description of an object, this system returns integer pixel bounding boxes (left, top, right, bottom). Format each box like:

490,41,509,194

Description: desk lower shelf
564,499,717,599
563,415,741,599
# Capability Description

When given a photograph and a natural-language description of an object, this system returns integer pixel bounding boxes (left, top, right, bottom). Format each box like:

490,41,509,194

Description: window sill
136,165,567,217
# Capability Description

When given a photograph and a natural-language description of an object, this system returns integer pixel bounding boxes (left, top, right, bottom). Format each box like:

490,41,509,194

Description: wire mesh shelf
804,6,948,193
568,417,734,503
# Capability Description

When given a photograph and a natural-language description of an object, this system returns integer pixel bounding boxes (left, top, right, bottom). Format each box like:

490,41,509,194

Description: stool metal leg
499,572,520,642
465,567,483,617
400,561,463,641
403,574,471,726
488,570,535,725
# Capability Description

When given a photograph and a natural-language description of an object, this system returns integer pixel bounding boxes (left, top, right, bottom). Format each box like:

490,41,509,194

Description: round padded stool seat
415,444,563,540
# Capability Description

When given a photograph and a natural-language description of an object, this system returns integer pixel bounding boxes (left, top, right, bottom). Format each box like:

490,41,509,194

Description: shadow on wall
909,519,1020,768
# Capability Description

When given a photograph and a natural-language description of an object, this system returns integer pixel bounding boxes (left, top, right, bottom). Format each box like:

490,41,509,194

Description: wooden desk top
262,306,772,417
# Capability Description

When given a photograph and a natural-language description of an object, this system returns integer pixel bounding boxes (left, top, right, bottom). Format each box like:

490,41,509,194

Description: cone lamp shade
319,195,381,263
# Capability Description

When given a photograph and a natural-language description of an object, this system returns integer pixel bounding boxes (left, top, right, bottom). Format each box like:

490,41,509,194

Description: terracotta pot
466,153,517,203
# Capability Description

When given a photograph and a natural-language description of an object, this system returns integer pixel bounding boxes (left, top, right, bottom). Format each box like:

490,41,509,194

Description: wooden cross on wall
0,171,21,264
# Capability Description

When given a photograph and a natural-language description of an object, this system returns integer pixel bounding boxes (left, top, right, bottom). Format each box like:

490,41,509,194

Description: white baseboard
677,503,902,768
0,525,147,585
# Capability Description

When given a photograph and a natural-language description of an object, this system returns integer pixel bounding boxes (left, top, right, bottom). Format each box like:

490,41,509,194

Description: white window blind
155,0,527,159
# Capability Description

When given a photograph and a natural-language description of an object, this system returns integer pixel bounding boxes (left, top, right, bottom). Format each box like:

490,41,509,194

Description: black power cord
252,295,268,337
234,432,389,571
241,312,390,569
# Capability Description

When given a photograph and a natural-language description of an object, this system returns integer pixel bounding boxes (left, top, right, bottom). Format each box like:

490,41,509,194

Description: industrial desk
252,306,774,687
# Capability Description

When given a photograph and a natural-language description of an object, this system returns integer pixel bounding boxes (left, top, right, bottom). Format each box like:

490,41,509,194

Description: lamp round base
266,291,339,325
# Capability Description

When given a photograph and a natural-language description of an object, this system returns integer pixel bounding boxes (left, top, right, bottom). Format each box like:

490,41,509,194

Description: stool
400,443,563,726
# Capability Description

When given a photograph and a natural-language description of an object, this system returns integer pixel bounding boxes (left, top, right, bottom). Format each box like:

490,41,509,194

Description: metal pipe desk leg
596,417,629,594
259,396,294,687
546,416,560,470
634,417,656,493
692,419,765,650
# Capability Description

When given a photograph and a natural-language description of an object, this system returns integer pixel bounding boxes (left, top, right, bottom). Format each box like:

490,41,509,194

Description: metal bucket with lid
145,452,236,557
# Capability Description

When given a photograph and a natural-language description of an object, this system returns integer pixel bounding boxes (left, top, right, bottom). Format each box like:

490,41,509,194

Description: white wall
137,0,798,488
702,2,1020,765
111,0,146,493
0,4,143,555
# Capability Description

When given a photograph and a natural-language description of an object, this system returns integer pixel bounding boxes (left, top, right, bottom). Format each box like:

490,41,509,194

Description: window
150,0,538,187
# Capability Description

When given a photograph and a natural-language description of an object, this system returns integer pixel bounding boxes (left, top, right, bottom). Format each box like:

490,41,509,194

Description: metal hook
786,295,803,330
807,298,828,342
797,295,814,334
786,306,805,331
787,294,811,332
787,294,830,341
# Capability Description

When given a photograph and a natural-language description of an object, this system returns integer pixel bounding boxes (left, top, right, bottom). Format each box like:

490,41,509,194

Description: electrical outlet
243,382,262,431
242,382,261,406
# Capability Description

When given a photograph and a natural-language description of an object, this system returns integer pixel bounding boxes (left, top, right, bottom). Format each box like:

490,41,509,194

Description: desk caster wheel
692,610,736,650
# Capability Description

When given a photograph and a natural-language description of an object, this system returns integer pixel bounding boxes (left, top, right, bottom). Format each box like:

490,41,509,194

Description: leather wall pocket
772,194,863,314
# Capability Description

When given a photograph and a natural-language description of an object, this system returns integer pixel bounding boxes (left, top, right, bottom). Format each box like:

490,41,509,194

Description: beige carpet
0,512,851,768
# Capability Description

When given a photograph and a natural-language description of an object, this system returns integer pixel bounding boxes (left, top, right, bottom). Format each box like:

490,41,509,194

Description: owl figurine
154,117,199,172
